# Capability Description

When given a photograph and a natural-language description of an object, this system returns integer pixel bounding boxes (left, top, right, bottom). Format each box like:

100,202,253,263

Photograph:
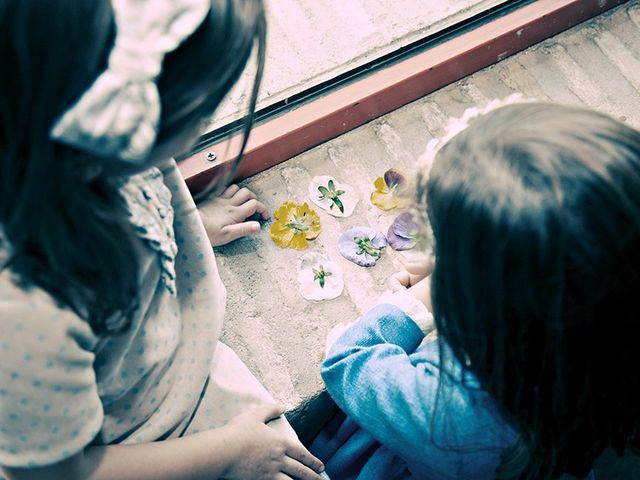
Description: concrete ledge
180,0,629,195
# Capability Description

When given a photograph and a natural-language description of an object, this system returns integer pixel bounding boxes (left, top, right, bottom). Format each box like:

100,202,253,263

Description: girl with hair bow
0,1,325,479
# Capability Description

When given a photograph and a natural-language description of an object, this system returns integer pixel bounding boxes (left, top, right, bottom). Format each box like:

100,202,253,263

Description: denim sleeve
321,304,516,478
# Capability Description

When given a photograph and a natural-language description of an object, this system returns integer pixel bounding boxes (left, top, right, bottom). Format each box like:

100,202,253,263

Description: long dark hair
0,0,266,334
423,103,640,479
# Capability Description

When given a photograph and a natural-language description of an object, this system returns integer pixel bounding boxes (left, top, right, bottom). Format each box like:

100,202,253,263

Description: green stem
286,215,310,232
354,237,382,257
329,196,345,213
313,265,333,288
319,184,346,213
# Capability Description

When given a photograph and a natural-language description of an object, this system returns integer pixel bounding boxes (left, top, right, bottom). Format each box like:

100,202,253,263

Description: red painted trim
181,0,628,194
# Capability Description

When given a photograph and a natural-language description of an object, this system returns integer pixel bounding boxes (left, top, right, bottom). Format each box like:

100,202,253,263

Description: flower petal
297,253,344,301
299,252,326,271
303,209,322,240
384,169,408,192
274,200,297,222
369,230,389,249
306,223,322,240
338,227,386,267
269,221,295,248
387,227,416,251
373,176,389,193
289,232,309,250
371,191,404,211
391,212,420,239
338,232,361,263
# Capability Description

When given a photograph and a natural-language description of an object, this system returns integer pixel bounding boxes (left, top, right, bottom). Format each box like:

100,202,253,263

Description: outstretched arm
2,405,326,480
322,283,516,477
321,303,438,465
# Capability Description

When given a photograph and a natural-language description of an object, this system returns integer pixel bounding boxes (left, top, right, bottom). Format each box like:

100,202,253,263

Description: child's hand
199,185,270,247
388,257,435,291
388,258,435,312
221,404,326,480
406,277,433,312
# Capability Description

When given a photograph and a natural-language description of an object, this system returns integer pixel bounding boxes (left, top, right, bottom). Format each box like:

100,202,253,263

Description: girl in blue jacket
314,102,640,480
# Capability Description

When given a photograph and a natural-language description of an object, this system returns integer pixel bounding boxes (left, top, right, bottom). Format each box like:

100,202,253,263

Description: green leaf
335,190,345,196
312,265,331,288
286,222,308,232
355,237,382,257
317,185,330,199
332,196,345,213
328,179,335,191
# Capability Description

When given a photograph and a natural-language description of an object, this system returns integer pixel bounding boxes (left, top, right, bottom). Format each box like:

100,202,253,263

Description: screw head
206,152,217,162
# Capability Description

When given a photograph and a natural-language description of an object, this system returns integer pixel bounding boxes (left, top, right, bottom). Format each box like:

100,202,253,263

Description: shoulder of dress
0,269,97,349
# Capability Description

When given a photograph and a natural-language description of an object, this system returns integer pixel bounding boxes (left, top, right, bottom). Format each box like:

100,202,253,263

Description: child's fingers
230,186,257,206
220,221,261,242
237,198,270,221
249,403,286,423
281,457,326,480
220,184,240,199
285,441,325,475
274,474,294,480
393,258,435,287
388,258,434,290
388,270,411,291
404,258,435,277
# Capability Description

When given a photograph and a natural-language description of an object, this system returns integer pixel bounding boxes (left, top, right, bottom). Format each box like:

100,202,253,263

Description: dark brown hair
0,0,265,334
423,103,640,479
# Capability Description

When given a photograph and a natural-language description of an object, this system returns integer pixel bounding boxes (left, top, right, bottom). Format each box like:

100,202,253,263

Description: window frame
179,0,629,195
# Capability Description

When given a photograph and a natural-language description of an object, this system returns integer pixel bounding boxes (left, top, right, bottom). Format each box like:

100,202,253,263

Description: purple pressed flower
387,212,420,251
371,169,409,210
384,169,408,191
338,227,387,267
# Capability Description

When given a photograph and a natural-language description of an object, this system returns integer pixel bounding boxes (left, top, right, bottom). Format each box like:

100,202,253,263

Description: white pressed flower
308,175,358,217
297,252,344,301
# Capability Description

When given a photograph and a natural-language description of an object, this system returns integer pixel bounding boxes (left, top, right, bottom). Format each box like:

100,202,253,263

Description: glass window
204,0,511,135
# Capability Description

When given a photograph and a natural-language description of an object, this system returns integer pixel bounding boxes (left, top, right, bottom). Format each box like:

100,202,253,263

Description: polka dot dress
0,159,297,471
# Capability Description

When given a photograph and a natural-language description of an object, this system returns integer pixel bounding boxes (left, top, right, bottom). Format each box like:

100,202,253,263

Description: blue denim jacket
317,304,593,480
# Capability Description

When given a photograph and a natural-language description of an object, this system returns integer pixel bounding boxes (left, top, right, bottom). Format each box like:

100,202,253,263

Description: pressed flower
338,227,387,267
308,175,358,217
370,169,409,211
387,212,420,251
269,200,321,250
297,252,344,300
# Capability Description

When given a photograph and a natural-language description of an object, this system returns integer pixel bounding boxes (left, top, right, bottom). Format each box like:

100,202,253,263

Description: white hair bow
50,0,210,162
416,93,532,173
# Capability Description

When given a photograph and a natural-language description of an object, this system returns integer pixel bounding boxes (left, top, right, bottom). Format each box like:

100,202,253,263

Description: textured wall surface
214,0,640,420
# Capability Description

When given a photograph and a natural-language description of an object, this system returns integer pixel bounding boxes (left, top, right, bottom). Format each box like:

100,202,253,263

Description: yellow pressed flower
370,169,409,211
269,200,321,250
